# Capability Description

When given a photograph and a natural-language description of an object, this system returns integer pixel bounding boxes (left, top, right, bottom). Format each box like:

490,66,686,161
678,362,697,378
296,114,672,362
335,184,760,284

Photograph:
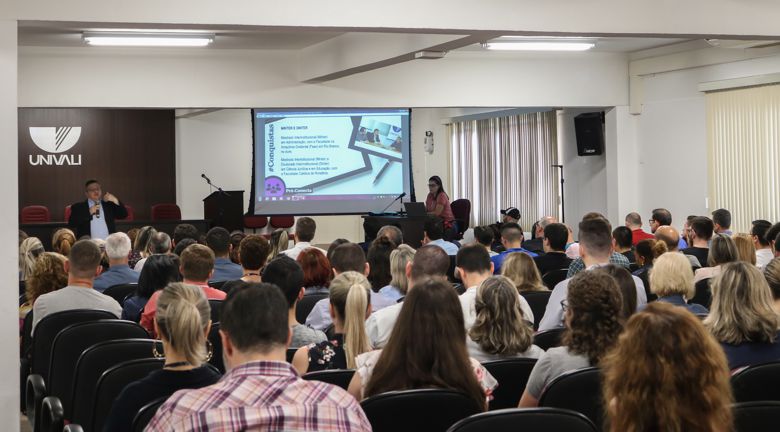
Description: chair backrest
733,401,780,432
150,203,181,221
731,361,780,402
31,309,118,381
63,424,84,432
447,407,598,432
691,278,713,309
133,396,168,432
520,291,552,331
361,389,483,432
296,293,328,324
91,358,165,432
538,367,603,428
303,369,356,391
450,199,471,236
533,328,565,351
63,205,72,222
244,215,269,229
208,299,223,323
21,205,51,223
286,348,298,363
40,396,64,432
208,280,227,291
207,322,224,373
482,358,538,410
541,269,569,289
70,339,158,425
48,320,149,416
117,204,135,221
102,283,138,306
21,311,34,358
269,215,295,228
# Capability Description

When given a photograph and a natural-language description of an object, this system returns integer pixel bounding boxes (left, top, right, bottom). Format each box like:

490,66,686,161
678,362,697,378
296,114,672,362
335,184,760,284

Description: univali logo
28,127,83,166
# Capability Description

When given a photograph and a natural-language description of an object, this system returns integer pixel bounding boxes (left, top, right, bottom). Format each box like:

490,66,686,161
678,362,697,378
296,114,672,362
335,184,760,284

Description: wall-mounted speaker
574,112,604,156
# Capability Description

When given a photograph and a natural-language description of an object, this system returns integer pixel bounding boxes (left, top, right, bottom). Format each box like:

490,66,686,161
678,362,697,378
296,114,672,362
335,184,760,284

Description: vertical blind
450,111,559,231
706,84,780,233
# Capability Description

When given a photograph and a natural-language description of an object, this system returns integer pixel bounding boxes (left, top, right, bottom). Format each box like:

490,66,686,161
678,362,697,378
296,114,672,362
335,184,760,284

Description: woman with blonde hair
379,244,415,302
468,276,543,362
704,262,780,369
268,228,289,260
650,252,708,314
19,252,68,327
19,237,44,281
733,234,757,266
51,228,76,257
292,271,372,374
501,252,546,292
104,282,220,432
602,302,733,432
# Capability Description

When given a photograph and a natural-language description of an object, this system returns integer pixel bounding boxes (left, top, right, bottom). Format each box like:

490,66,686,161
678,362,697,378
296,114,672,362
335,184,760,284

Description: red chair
21,205,51,223
63,205,72,222
150,204,181,221
117,205,134,221
244,215,268,233
270,216,294,229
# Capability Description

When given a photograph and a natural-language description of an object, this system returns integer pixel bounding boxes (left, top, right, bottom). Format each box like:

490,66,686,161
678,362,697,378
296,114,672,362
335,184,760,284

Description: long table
20,219,211,250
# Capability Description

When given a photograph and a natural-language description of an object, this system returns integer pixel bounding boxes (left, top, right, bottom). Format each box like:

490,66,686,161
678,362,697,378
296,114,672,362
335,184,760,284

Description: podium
362,214,427,248
203,190,244,232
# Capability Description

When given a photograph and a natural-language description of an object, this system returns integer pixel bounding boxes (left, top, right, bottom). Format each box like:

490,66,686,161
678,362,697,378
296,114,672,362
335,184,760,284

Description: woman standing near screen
425,175,455,231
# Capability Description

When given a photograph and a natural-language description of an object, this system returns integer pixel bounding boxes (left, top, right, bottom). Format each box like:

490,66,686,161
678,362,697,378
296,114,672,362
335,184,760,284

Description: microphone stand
202,174,231,228
552,165,565,223
378,193,406,215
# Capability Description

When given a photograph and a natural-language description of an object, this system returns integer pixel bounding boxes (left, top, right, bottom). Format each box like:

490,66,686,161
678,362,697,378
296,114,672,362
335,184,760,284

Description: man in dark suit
533,222,572,276
68,179,128,239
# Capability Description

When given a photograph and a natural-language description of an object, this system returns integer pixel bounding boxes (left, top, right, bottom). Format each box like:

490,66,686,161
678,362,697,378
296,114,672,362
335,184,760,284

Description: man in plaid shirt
147,282,371,431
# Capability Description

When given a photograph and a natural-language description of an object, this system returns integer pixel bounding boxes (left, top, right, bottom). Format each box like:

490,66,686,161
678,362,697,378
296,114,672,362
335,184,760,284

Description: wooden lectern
203,190,244,232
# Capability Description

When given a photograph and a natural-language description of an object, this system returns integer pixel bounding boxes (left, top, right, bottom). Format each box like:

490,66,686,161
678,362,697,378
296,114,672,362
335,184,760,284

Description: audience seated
765,258,780,313
297,248,332,295
229,230,246,264
492,223,538,274
51,228,76,257
533,222,573,275
133,231,172,273
364,245,450,348
262,256,327,348
172,238,196,257
473,226,498,257
220,234,271,294
147,283,371,431
712,208,733,236
734,234,757,265
694,234,738,284
348,279,496,410
268,228,290,260
205,227,243,283
105,282,221,432
19,236,44,281
602,302,733,432
765,222,780,255
378,244,415,302
94,232,139,292
566,214,630,277
423,217,459,255
501,252,547,292
130,226,157,269
32,239,122,334
612,226,635,263
752,219,774,268
519,271,623,407
467,275,543,362
649,252,708,314
376,225,403,248
624,212,654,246
141,244,226,337
539,218,647,331
366,238,401,310
292,271,372,374
655,225,701,269
704,262,780,370
457,245,534,329
19,252,67,327
681,216,713,267
173,223,199,247
595,265,637,320
681,214,696,246
122,254,182,322
307,243,394,331
632,238,667,296
522,216,557,254
282,217,327,260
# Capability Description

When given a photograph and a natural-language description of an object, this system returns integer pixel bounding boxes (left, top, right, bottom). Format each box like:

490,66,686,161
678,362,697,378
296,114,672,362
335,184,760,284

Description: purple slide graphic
264,176,286,197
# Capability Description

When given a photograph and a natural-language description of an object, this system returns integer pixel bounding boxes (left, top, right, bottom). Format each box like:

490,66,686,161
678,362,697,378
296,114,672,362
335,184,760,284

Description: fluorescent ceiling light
83,32,214,47
482,41,595,51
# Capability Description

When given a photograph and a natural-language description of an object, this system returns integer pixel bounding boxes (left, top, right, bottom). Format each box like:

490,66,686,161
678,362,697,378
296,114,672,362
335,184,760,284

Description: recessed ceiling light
482,41,595,51
83,32,215,47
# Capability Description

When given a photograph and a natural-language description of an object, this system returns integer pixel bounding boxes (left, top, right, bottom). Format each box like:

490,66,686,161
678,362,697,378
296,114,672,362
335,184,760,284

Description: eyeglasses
428,184,437,187
560,299,569,312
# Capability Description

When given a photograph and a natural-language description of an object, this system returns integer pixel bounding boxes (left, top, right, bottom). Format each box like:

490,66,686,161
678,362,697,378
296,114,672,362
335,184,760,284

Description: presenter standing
68,179,128,240
425,176,455,233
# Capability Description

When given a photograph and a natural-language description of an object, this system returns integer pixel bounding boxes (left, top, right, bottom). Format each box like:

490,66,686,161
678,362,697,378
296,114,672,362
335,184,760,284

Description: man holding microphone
68,179,128,239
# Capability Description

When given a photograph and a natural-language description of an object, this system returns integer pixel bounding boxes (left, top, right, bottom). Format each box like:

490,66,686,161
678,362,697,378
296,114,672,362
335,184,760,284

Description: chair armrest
25,374,46,432
40,396,64,432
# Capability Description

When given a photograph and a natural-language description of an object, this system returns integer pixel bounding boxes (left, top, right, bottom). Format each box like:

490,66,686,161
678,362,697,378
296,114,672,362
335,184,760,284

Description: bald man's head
654,226,680,251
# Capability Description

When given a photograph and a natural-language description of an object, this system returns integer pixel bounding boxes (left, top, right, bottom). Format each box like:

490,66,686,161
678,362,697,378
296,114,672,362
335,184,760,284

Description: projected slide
253,109,412,215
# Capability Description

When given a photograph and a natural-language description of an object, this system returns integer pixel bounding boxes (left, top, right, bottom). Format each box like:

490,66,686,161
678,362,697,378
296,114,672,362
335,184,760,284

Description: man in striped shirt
147,283,371,432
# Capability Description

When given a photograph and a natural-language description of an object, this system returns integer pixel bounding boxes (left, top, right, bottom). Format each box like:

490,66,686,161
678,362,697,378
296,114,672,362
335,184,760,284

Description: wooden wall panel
18,108,175,222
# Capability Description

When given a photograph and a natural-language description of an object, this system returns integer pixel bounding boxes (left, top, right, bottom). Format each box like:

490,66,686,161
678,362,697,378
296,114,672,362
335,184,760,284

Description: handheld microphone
95,203,100,219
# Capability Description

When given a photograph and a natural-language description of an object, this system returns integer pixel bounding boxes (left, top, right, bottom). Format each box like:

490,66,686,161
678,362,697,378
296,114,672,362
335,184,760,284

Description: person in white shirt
752,220,774,268
282,217,327,260
32,239,122,334
364,245,450,348
422,217,459,256
456,245,534,330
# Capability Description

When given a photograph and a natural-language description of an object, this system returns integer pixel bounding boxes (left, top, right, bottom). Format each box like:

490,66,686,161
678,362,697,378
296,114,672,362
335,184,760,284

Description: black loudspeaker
574,112,604,156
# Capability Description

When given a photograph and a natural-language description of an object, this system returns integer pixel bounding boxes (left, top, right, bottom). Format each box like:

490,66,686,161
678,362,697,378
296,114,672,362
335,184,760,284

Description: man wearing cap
501,207,521,224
